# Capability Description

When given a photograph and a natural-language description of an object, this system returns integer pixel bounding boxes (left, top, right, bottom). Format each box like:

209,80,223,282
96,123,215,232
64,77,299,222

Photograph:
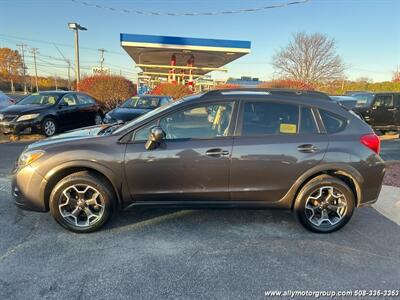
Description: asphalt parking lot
0,140,399,299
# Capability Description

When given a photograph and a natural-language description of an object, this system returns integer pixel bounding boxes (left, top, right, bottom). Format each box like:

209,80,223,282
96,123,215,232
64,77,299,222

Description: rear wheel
49,171,115,233
294,175,355,233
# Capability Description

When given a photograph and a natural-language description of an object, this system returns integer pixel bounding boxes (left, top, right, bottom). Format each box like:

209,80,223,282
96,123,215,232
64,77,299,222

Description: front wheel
41,118,57,137
49,171,115,233
294,175,355,233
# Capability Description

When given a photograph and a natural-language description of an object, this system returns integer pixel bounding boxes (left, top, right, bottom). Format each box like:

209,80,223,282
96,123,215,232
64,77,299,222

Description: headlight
18,150,45,168
16,113,40,122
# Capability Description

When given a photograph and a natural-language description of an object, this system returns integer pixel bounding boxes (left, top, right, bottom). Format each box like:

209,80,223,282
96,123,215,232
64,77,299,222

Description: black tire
41,117,57,137
49,171,115,233
294,175,355,233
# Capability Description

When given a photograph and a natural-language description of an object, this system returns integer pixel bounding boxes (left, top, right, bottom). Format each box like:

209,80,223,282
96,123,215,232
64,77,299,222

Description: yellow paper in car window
280,123,297,134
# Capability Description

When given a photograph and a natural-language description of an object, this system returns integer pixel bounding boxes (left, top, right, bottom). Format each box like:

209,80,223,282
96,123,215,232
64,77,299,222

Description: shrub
77,75,136,111
150,82,192,100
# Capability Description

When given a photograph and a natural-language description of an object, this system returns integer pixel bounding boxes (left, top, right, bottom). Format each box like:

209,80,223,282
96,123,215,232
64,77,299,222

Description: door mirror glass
145,126,165,150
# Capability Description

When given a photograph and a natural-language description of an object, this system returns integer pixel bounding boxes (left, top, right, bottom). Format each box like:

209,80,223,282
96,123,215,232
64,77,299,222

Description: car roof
195,88,333,105
138,95,171,98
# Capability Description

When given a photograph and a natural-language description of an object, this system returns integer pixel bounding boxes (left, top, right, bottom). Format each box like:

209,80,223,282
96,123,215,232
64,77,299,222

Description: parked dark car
0,91,103,136
12,89,384,233
330,95,358,109
0,90,14,109
351,92,400,133
103,95,172,124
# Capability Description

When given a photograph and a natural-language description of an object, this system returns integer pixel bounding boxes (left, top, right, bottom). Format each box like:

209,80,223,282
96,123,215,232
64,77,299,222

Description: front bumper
12,165,48,212
0,119,41,134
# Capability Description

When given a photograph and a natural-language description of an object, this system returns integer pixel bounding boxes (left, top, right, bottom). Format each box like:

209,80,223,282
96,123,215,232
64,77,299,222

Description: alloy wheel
94,114,102,125
305,186,348,227
58,184,105,228
44,120,56,136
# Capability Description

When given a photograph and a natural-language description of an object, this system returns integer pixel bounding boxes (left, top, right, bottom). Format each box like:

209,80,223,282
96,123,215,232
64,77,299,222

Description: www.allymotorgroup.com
264,290,400,298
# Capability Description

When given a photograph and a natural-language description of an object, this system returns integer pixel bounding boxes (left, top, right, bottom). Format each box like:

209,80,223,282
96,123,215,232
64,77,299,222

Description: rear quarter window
319,110,347,133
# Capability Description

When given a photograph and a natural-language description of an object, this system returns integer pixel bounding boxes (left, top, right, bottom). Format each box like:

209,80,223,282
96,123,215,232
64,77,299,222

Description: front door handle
205,148,230,157
297,144,319,153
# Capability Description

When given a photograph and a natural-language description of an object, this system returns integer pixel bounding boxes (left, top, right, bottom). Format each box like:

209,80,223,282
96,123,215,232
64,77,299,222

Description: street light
68,22,87,88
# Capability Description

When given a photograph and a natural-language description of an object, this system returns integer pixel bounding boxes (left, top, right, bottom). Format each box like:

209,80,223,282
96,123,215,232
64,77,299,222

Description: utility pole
99,48,106,70
17,43,27,94
30,48,39,92
54,75,58,90
68,22,87,89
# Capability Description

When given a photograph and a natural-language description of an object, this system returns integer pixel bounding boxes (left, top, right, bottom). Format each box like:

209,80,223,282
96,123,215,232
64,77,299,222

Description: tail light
360,133,380,154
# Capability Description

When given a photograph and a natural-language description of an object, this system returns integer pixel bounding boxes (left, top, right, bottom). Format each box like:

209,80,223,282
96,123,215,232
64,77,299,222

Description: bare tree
272,32,345,83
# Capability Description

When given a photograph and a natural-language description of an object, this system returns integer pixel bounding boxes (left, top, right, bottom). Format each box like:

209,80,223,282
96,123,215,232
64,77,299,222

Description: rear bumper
0,120,41,134
12,165,48,212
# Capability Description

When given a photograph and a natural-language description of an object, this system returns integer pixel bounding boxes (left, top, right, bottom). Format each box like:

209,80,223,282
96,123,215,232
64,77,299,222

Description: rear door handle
205,148,230,157
297,144,319,153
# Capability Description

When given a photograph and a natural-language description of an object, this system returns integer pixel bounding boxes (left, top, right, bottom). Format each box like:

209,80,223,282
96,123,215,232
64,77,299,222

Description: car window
160,97,171,106
373,95,394,108
60,94,77,106
77,94,95,105
299,107,318,134
133,121,158,142
242,102,299,136
121,97,160,109
395,95,400,108
319,110,346,133
159,102,234,140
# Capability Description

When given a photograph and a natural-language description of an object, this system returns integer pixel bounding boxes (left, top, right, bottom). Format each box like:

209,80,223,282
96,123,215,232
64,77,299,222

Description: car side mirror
58,102,68,108
145,126,165,150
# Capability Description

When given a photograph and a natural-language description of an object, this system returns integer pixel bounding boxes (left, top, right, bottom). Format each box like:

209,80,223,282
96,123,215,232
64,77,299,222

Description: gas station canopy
120,33,251,80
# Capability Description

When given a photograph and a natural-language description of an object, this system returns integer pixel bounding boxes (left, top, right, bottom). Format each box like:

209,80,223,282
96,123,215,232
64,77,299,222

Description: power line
71,0,311,16
16,43,28,93
0,34,125,56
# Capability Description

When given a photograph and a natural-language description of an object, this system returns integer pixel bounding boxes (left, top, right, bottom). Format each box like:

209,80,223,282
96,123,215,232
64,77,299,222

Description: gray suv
12,89,385,233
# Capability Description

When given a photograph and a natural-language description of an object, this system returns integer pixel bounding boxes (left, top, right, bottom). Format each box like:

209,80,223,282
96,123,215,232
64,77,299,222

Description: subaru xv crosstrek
12,89,385,233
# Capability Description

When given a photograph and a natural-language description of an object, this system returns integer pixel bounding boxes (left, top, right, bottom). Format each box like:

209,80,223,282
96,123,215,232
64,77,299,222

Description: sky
0,0,399,83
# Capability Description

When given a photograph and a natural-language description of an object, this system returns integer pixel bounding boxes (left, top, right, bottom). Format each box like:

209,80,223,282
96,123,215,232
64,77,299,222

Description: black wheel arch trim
282,163,363,209
39,160,125,211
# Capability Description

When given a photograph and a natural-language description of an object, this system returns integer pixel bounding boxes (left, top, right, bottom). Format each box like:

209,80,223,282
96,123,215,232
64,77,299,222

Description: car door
56,94,80,130
369,94,395,127
76,93,97,126
230,99,329,202
124,100,236,202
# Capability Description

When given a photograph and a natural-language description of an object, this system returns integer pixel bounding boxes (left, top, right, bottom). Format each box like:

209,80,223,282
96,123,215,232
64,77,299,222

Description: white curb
373,185,400,225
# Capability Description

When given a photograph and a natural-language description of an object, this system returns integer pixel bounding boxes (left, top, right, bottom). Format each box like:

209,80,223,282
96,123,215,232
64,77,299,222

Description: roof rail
203,88,331,100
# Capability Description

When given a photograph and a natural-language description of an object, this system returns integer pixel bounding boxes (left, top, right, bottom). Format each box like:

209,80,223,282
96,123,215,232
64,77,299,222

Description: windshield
18,93,61,106
121,96,160,109
113,94,201,134
352,93,375,108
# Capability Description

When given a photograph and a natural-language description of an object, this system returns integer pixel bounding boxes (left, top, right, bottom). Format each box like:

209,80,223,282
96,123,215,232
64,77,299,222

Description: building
120,33,251,93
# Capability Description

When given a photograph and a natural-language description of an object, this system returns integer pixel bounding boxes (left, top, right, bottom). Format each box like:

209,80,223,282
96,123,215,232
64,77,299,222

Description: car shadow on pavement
104,207,303,235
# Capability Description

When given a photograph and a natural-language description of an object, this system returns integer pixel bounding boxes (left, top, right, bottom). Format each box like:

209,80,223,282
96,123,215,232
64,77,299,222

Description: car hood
108,107,151,121
0,104,50,114
27,125,106,150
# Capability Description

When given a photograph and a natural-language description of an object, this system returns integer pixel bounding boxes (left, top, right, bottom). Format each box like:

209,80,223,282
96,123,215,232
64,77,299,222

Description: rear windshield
121,97,160,109
18,93,61,106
